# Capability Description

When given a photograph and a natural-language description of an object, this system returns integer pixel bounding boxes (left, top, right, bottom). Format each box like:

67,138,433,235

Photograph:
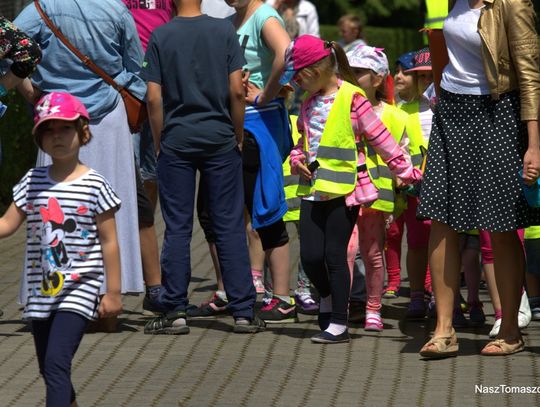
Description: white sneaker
489,318,501,338
518,291,531,329
531,307,540,321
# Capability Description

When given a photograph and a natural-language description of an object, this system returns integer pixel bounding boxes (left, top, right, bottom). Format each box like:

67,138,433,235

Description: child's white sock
319,295,332,313
216,290,228,302
325,323,347,336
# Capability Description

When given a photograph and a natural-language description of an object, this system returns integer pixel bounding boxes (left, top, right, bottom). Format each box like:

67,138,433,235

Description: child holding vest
281,35,421,343
344,45,417,331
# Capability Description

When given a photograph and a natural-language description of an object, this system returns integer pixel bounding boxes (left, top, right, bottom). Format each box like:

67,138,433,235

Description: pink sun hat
280,35,333,85
32,92,90,135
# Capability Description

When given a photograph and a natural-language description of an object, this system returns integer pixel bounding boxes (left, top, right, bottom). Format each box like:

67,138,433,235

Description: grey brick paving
1,214,540,406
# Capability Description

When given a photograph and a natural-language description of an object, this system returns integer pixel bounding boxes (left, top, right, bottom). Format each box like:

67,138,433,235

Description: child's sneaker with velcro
144,311,189,335
257,297,298,323
186,292,228,318
364,312,383,332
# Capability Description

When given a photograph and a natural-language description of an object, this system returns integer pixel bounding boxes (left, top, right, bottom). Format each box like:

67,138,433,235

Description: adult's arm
247,16,290,105
0,17,41,92
118,11,147,100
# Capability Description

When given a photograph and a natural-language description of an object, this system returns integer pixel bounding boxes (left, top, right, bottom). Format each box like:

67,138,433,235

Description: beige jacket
448,0,540,121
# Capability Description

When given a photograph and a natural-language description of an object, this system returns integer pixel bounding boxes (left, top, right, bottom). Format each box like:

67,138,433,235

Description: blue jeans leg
202,147,255,319
157,151,197,311
32,312,88,407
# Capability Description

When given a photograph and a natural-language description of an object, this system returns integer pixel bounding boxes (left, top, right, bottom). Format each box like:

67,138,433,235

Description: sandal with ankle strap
419,329,459,359
481,338,524,356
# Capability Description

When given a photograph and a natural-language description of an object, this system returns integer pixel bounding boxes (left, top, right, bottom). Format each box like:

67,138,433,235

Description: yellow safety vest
283,115,301,222
364,103,408,213
296,81,363,197
424,0,448,29
399,100,428,170
525,225,540,240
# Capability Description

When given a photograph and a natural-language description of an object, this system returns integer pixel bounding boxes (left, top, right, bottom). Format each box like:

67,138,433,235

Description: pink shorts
403,195,431,249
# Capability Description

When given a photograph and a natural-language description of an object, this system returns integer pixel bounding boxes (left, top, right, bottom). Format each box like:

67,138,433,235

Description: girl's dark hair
34,117,92,149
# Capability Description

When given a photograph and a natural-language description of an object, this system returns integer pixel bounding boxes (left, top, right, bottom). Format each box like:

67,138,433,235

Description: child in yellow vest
385,50,434,320
344,45,414,331
281,35,421,343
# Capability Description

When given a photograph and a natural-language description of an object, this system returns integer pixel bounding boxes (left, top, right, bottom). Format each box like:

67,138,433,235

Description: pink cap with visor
32,92,90,135
280,35,333,85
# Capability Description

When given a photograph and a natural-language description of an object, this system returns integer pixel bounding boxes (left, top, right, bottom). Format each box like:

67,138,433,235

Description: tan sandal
419,329,459,359
481,338,524,356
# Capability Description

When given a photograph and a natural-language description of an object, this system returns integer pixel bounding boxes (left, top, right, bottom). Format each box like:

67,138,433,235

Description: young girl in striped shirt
282,35,421,343
0,92,122,407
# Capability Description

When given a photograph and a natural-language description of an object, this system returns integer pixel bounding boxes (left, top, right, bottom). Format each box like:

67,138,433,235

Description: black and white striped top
13,167,121,320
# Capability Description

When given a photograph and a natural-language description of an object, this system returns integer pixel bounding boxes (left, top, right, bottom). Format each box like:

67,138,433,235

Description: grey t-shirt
142,15,245,156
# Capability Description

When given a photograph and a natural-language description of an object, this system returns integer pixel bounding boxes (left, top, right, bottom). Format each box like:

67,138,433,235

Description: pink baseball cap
32,92,90,134
279,35,333,85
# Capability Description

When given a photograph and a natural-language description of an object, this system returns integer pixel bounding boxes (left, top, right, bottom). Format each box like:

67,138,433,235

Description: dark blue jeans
157,147,255,318
32,312,89,407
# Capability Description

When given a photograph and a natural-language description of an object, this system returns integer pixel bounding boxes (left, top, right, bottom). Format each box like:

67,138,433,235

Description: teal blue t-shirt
230,4,284,90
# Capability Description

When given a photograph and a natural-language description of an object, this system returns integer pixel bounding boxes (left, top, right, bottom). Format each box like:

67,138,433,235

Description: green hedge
0,91,36,212
320,25,424,71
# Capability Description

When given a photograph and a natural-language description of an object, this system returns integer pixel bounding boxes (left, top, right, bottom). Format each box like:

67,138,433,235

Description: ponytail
326,41,360,87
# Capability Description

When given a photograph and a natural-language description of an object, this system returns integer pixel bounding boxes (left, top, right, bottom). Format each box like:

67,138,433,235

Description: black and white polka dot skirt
417,89,540,232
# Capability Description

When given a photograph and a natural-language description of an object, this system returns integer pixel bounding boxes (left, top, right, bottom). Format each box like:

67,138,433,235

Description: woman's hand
246,81,263,105
98,292,123,318
523,147,540,185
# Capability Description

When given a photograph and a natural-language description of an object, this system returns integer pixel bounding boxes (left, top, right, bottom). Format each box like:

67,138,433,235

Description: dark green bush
320,25,423,72
0,91,36,212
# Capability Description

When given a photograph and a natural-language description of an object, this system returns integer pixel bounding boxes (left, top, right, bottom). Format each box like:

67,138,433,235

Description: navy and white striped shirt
13,167,121,320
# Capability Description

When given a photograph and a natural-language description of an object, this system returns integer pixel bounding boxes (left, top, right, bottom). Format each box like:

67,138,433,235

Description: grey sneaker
233,316,266,333
144,311,189,335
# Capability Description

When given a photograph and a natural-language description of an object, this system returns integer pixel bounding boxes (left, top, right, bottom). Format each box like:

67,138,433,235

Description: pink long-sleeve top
290,81,422,207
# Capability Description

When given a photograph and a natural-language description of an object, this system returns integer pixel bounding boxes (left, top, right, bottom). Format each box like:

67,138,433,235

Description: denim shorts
133,121,157,182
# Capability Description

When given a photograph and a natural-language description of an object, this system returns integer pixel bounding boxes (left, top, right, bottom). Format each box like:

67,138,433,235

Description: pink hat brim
32,113,83,135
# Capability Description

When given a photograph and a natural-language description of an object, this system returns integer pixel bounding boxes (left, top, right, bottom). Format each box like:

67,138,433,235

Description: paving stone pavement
1,213,540,406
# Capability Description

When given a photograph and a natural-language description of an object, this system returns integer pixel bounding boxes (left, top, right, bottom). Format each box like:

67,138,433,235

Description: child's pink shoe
364,312,383,332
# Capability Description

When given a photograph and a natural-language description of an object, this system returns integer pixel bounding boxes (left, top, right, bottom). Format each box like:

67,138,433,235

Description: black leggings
299,198,359,325
242,133,289,251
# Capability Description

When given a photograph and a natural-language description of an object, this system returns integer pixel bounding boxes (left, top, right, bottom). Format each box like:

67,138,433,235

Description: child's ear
81,125,91,145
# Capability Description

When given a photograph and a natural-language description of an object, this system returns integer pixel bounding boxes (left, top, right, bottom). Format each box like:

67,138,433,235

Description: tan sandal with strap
481,338,524,356
419,329,459,359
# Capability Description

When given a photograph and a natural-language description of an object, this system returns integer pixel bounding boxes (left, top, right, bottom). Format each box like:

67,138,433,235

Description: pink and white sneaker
364,312,383,332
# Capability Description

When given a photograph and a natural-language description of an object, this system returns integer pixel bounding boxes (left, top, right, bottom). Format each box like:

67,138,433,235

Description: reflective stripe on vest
296,82,364,197
283,116,301,222
365,103,407,213
399,100,428,171
424,0,448,29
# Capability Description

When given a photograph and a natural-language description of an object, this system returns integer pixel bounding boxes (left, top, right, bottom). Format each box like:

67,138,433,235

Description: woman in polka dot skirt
418,0,540,358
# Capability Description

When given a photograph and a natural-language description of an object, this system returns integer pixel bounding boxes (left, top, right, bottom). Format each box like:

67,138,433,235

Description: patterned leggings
348,208,387,312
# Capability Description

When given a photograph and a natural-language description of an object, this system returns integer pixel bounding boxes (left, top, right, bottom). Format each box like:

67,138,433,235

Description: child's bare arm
146,81,163,156
229,69,245,148
96,209,122,318
0,203,25,238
